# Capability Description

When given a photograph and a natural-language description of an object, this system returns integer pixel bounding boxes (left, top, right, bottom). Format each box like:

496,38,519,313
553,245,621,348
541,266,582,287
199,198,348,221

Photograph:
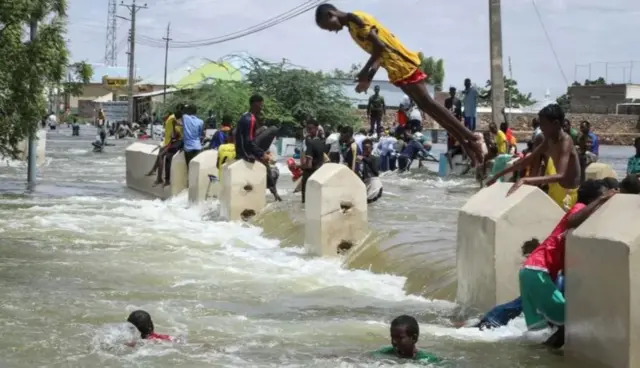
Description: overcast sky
66,0,640,99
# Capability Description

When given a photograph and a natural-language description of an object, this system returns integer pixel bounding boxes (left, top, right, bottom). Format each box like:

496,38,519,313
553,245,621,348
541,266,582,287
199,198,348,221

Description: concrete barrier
585,162,617,181
219,160,266,221
304,163,368,257
565,194,640,368
125,142,187,199
15,129,47,165
188,149,219,203
456,182,565,313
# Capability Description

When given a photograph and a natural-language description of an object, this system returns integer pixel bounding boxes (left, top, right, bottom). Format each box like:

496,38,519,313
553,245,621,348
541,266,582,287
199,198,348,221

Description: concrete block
585,162,617,181
16,129,47,165
565,194,640,368
304,163,368,257
456,182,565,312
125,142,187,199
219,159,266,221
188,149,219,203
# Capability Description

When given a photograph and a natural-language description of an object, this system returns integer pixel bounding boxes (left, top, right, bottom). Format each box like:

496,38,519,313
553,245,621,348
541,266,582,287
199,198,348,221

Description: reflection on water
0,127,633,367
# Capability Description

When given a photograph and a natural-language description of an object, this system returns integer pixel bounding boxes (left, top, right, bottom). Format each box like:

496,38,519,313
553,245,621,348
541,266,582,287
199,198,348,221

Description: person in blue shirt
397,132,431,172
235,95,266,163
579,120,599,156
181,104,204,166
209,116,232,150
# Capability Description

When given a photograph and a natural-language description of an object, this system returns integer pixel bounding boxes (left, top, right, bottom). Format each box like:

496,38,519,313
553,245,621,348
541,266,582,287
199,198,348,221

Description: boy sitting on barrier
519,179,615,348
372,315,442,364
146,104,184,186
488,104,581,206
216,132,236,181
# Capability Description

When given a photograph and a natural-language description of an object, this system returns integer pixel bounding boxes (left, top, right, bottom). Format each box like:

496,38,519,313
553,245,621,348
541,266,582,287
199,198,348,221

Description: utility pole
27,18,38,189
507,56,513,121
120,0,147,125
488,0,505,125
159,22,171,140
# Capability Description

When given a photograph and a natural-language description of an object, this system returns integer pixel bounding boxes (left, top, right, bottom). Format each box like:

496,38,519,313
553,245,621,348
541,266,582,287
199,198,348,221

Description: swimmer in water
372,315,442,363
127,310,172,343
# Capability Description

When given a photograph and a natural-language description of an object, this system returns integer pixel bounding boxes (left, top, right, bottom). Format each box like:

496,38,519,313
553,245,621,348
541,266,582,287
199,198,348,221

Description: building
569,84,640,114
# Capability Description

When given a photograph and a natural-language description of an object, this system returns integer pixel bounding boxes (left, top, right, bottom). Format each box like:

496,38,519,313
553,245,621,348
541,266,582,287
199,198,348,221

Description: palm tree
417,52,445,92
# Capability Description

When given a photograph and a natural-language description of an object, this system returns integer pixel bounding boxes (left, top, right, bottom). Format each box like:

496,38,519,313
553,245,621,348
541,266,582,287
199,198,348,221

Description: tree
327,63,361,79
417,52,445,92
163,57,360,135
0,0,92,158
478,76,536,108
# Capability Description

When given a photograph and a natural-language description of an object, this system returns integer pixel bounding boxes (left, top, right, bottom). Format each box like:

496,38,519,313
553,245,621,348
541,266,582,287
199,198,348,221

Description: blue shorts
464,116,476,131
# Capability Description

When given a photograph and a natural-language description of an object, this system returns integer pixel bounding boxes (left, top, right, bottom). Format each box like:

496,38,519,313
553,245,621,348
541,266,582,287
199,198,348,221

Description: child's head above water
127,310,154,339
538,103,565,139
390,315,419,358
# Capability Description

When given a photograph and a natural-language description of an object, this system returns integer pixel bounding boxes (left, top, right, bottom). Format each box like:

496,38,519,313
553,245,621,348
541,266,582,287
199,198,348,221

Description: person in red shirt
127,310,172,343
519,179,615,348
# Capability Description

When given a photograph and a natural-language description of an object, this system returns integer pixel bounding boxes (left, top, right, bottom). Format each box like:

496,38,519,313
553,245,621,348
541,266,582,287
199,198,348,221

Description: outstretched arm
489,139,547,182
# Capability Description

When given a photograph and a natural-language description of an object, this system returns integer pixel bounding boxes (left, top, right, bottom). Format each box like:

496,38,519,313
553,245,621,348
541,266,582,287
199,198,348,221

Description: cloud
66,0,640,99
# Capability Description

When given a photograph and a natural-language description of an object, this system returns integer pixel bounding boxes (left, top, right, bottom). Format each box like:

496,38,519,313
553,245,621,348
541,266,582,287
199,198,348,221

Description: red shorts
393,69,427,87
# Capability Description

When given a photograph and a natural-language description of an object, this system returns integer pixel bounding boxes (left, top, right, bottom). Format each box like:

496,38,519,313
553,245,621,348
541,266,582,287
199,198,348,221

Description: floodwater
0,126,631,368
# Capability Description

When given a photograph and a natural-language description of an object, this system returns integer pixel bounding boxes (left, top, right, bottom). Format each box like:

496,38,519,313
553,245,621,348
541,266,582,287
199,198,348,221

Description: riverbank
356,110,640,145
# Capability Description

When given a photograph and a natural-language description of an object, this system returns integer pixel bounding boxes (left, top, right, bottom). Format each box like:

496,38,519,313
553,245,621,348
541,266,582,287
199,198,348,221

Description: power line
136,0,326,49
531,0,568,86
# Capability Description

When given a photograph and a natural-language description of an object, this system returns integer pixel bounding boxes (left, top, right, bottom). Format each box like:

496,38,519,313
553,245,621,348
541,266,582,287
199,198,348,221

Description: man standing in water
462,78,478,131
235,95,266,163
367,85,385,136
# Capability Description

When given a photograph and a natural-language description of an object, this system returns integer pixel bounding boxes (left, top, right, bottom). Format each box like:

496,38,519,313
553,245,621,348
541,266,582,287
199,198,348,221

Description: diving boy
372,315,441,364
488,104,581,205
315,4,484,166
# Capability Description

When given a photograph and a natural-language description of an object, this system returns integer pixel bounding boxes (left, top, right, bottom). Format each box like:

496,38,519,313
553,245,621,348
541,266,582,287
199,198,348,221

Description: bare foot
146,170,156,177
152,179,163,186
163,181,171,187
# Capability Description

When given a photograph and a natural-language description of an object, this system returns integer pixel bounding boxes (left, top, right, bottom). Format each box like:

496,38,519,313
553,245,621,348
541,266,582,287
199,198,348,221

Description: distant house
569,83,640,114
330,78,435,109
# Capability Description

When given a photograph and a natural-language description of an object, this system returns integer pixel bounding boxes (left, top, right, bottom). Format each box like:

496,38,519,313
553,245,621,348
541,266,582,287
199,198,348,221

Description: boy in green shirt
372,315,442,364
627,137,640,175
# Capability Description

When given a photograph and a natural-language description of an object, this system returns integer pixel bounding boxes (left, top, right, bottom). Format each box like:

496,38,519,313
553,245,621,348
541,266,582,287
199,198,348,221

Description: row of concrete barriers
457,162,636,368
125,142,369,257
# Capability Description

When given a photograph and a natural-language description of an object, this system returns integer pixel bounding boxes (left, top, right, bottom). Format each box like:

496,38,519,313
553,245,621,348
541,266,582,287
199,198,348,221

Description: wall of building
569,84,628,114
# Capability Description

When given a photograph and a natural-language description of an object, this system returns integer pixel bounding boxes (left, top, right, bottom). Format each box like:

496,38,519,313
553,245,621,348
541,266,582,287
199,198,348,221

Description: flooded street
0,126,631,367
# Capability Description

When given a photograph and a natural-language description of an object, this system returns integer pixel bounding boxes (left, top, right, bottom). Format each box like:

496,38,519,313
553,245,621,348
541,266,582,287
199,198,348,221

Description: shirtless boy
315,4,484,166
488,104,580,204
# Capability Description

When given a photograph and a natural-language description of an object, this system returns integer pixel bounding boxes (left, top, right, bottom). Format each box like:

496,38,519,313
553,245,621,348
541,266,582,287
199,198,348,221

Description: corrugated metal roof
330,78,435,107
139,56,241,86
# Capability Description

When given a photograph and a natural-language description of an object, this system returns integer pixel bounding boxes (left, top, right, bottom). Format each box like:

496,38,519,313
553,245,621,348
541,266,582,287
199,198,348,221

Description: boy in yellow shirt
315,4,484,167
217,133,236,180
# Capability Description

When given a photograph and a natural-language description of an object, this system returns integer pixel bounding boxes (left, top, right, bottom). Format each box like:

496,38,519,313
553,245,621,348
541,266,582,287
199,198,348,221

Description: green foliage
327,63,361,79
0,0,92,158
417,52,445,92
479,77,537,108
163,57,360,135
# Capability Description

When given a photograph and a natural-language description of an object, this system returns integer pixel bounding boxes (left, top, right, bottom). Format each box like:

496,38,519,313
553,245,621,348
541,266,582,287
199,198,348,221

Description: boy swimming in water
372,315,441,364
488,104,581,205
127,310,172,343
314,4,484,166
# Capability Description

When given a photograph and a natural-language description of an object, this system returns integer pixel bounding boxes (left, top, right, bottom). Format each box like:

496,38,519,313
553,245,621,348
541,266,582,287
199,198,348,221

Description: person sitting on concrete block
235,94,266,164
519,179,615,349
